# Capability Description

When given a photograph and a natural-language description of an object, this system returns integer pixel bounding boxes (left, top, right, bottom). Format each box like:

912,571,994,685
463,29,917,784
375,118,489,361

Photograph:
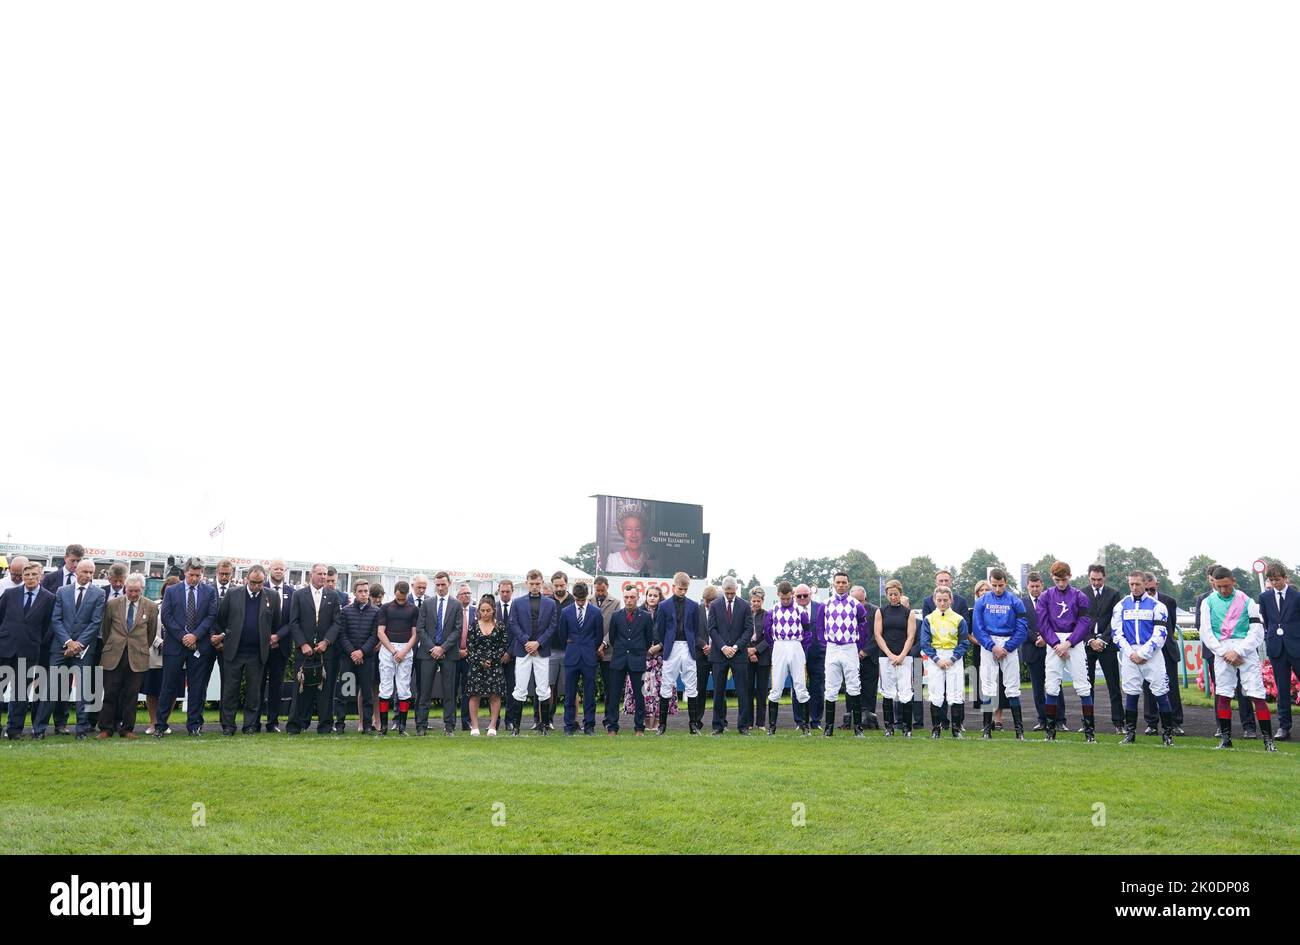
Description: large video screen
595,495,707,579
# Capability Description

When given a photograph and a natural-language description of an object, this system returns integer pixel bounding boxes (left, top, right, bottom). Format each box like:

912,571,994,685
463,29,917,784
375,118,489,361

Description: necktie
436,597,445,643
219,585,226,598
186,587,197,631
578,606,585,626
24,591,33,613
75,586,85,613
65,572,73,586
127,601,136,630
727,600,733,623
1278,590,1285,616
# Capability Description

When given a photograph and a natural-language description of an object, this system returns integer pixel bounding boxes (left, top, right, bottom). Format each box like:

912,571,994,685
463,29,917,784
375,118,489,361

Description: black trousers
1269,652,1298,731
711,656,750,731
605,667,644,731
749,662,771,726
219,651,264,733
1025,651,1048,722
1143,639,1184,727
98,654,142,733
416,657,458,731
3,655,38,734
261,645,290,728
798,648,826,726
288,658,333,733
334,652,376,726
860,654,879,714
1086,642,1125,728
694,655,711,720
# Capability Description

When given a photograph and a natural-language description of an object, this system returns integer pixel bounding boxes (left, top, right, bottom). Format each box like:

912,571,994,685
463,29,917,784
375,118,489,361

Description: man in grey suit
213,564,280,735
35,559,104,739
415,570,464,735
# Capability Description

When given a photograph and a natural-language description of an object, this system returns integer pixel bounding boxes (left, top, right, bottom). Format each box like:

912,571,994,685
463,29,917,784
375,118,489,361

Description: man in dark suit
36,559,105,739
1019,572,1049,731
40,543,84,594
260,559,295,732
286,563,345,734
846,585,880,729
1195,564,1256,737
707,576,754,734
40,543,84,731
557,582,603,735
690,584,718,734
157,558,219,736
605,584,654,734
97,574,158,738
592,576,617,704
505,569,558,735
1260,562,1300,740
213,564,280,735
651,572,701,735
1141,573,1185,736
747,587,771,730
415,571,465,735
1083,564,1125,733
0,562,56,738
795,585,825,729
921,570,970,729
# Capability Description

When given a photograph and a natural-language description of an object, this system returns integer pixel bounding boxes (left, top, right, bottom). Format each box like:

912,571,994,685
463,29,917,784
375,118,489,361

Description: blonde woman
874,580,916,736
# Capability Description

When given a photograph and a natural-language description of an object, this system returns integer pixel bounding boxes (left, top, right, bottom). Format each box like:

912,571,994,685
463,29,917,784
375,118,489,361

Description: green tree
1084,544,1168,593
772,557,840,589
840,548,880,595
1028,553,1059,580
561,542,596,576
745,574,762,593
1176,554,1218,610
884,556,940,607
710,568,739,587
955,549,1014,593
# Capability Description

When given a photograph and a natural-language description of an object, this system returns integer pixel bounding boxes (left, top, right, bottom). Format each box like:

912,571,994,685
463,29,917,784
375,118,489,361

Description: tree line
562,541,1299,613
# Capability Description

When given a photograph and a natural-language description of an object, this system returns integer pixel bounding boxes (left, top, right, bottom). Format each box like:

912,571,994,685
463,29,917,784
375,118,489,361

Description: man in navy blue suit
40,544,84,594
651,572,701,735
506,569,558,735
1261,562,1300,740
690,585,718,734
40,543,84,731
157,558,218,736
557,582,603,735
0,563,56,738
707,576,754,734
259,559,295,732
795,585,825,729
35,559,105,739
606,584,654,735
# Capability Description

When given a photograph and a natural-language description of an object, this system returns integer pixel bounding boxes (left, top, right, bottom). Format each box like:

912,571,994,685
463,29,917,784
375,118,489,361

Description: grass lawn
1,729,1296,854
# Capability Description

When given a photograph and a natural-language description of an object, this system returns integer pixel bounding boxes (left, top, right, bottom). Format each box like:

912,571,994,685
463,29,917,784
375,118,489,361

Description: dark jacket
337,601,381,656
215,588,280,664
707,595,755,662
609,607,654,672
0,585,56,661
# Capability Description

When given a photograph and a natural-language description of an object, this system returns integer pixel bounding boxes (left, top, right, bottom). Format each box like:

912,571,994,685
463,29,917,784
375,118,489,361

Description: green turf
1,729,1295,855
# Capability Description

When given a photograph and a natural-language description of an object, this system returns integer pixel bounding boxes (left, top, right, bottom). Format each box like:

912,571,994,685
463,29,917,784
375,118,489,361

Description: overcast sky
4,2,1297,584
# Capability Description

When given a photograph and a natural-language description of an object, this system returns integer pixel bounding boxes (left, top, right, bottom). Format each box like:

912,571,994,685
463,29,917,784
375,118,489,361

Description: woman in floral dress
627,584,678,726
466,596,509,735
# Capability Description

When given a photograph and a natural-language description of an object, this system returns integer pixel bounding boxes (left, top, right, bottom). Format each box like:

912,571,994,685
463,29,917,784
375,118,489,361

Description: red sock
1215,695,1232,720
1253,698,1271,722
398,700,410,713
379,700,390,713
1045,703,1057,718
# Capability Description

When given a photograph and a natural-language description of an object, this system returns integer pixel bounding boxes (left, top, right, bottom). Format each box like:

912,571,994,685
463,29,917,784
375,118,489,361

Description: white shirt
311,585,323,620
